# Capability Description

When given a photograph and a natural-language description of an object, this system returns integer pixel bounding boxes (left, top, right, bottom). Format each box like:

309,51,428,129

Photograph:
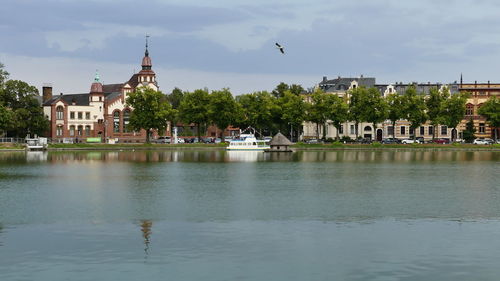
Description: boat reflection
225,151,264,162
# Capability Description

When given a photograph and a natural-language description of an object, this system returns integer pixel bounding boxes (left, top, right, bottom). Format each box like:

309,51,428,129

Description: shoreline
1,143,499,152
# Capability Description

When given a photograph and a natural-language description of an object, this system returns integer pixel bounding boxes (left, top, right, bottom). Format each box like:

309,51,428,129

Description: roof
43,93,90,106
103,83,123,93
269,132,293,146
319,76,376,92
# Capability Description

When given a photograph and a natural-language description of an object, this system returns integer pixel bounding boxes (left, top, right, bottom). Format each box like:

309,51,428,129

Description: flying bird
275,42,284,54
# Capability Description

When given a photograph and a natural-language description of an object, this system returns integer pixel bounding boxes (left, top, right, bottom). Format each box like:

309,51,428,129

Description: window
78,112,83,120
69,125,75,136
466,104,474,116
364,126,372,132
350,125,355,135
123,110,130,133
85,126,91,136
441,125,447,135
387,126,394,136
409,127,414,136
70,111,75,119
56,126,63,136
479,123,485,133
113,111,120,133
400,126,406,135
99,97,102,102
56,106,64,120
77,125,83,136
85,112,90,120
420,126,425,136
339,125,343,134
428,126,434,136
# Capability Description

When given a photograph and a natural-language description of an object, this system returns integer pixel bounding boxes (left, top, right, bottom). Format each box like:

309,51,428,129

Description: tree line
0,63,49,138
129,82,499,143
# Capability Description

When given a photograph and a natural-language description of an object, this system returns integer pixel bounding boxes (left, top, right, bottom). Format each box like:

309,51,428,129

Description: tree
279,90,306,141
363,87,388,137
0,79,49,137
425,87,449,140
166,87,184,135
208,88,239,141
462,118,476,143
178,89,210,141
306,89,330,140
126,87,175,143
386,93,405,139
0,62,9,86
442,92,469,142
236,91,275,136
272,82,289,98
0,105,14,136
348,87,369,139
478,96,500,141
324,94,348,140
272,82,304,98
402,86,427,140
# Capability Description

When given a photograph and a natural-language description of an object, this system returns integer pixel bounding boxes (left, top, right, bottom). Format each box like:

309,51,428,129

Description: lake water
0,150,499,280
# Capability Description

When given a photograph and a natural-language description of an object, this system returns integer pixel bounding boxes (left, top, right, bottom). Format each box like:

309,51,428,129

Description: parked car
176,138,185,144
381,138,401,144
357,138,372,144
430,138,450,144
214,138,222,143
401,139,421,144
152,136,171,144
484,138,494,145
473,138,489,145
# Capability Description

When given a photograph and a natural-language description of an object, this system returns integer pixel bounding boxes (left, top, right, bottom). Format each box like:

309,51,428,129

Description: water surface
0,150,499,280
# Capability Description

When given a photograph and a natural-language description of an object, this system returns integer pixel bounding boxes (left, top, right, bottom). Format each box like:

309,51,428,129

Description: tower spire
94,69,100,83
145,34,150,57
460,73,463,85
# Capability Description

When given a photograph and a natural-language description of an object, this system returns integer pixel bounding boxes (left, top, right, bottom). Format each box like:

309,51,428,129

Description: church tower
89,70,104,102
137,36,158,90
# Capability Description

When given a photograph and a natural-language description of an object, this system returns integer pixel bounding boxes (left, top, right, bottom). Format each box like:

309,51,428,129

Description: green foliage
279,90,306,140
348,87,369,137
478,96,500,140
0,73,49,137
441,92,469,141
0,105,14,135
236,91,276,134
364,87,388,130
462,119,476,143
402,86,427,138
324,93,348,140
126,87,175,143
425,87,449,138
386,93,405,138
272,82,304,98
0,62,9,86
340,135,353,143
208,88,239,139
179,89,210,140
371,142,382,148
306,89,330,139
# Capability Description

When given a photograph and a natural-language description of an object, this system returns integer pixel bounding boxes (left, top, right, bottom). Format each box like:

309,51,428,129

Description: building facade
303,76,476,141
43,44,162,143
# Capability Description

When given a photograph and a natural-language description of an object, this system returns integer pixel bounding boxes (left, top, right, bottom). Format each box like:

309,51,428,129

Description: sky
2,0,500,96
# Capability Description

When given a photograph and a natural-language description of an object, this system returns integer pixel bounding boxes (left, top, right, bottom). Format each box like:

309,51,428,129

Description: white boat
226,134,270,151
25,136,48,151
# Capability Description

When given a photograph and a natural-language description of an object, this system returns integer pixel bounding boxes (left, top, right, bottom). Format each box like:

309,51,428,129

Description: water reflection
0,150,498,164
140,220,152,259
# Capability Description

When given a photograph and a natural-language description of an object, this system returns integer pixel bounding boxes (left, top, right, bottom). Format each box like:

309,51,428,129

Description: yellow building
458,82,499,139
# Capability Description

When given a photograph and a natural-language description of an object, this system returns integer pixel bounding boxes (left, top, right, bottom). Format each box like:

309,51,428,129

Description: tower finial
145,34,150,57
460,73,463,85
94,69,100,83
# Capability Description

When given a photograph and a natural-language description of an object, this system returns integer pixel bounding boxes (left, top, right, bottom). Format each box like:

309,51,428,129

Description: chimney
322,76,327,82
42,83,53,103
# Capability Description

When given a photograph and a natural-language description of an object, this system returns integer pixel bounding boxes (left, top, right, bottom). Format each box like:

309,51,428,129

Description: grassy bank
48,142,228,150
292,142,500,150
0,143,24,150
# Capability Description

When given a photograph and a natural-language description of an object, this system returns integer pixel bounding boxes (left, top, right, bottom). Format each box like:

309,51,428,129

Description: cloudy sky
1,0,500,95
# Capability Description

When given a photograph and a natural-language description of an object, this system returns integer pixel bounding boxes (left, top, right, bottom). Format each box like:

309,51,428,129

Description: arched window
77,125,83,136
364,126,372,132
113,111,120,133
56,106,64,120
85,126,91,136
123,109,130,133
69,125,75,136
